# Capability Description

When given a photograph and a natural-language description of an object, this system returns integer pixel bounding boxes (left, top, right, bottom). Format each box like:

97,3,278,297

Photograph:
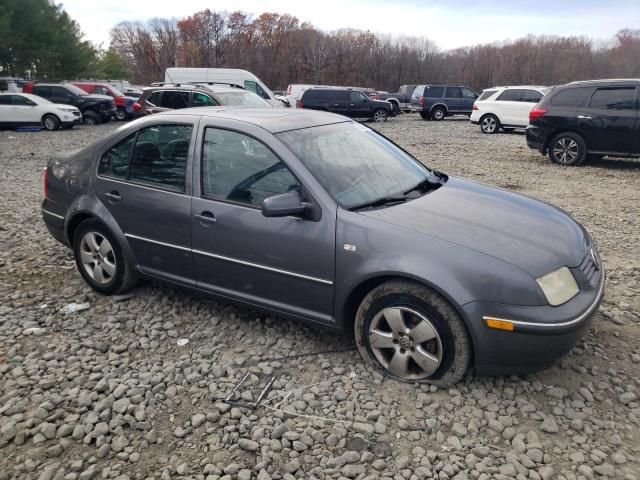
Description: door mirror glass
262,191,306,218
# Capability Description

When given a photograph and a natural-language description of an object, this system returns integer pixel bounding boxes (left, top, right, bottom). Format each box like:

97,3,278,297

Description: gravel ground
1,115,639,480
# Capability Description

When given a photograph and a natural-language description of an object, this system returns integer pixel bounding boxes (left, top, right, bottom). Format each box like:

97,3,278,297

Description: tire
548,132,587,166
420,112,430,120
354,280,471,386
373,109,388,122
480,114,500,134
115,108,127,121
431,107,446,121
83,111,100,126
73,218,138,295
42,114,60,131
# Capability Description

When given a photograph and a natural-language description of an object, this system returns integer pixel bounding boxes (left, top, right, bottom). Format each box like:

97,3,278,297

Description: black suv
527,79,640,166
411,85,479,120
298,88,394,122
23,82,115,125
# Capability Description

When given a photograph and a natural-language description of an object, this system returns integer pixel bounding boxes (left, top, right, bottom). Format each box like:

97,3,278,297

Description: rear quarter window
478,90,497,101
550,87,593,107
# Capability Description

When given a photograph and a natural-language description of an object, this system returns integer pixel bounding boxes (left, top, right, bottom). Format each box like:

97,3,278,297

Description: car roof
484,85,548,90
567,78,640,86
162,107,350,133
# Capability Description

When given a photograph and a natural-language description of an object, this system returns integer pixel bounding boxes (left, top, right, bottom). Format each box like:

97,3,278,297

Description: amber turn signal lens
485,318,515,332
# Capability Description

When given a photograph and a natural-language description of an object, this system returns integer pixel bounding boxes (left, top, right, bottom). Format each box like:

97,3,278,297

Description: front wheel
373,109,388,122
480,114,499,134
73,218,137,295
431,107,445,121
549,132,587,166
354,280,471,386
42,114,60,131
83,111,100,126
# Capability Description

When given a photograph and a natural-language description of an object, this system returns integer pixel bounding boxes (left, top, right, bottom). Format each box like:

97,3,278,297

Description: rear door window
496,89,522,101
334,91,349,102
159,91,190,109
0,96,11,105
445,87,463,98
192,92,218,107
551,87,593,107
147,91,162,106
478,90,497,101
588,88,636,110
98,134,136,180
425,86,444,98
34,86,51,97
521,90,543,103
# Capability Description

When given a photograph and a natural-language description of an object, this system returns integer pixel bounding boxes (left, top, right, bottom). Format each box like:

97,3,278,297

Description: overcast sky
62,0,640,50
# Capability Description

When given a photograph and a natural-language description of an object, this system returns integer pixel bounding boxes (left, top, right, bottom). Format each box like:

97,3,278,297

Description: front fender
333,208,545,330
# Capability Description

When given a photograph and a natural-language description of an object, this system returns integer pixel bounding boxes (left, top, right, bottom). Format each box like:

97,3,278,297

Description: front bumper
463,265,605,376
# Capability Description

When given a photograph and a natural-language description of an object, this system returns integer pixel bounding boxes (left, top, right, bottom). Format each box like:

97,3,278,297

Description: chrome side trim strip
124,233,190,252
42,209,64,220
125,233,333,286
483,267,605,330
191,248,333,285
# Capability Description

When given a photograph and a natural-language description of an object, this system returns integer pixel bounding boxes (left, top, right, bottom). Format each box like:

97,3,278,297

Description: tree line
2,2,639,92
0,0,130,80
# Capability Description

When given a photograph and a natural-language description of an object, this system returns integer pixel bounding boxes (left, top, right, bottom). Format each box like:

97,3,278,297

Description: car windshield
277,122,435,208
65,84,89,96
214,91,271,107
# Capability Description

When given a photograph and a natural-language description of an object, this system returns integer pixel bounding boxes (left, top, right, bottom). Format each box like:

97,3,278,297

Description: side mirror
262,191,307,218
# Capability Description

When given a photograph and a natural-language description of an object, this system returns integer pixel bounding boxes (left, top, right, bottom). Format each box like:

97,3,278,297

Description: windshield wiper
348,196,408,211
403,173,445,196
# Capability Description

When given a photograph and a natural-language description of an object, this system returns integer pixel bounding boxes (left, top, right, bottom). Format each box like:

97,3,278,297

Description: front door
12,95,40,123
578,87,639,154
461,87,478,114
190,124,335,323
348,91,372,118
93,121,196,285
495,89,523,125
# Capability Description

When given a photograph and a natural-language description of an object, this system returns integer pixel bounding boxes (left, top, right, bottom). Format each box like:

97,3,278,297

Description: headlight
536,267,579,306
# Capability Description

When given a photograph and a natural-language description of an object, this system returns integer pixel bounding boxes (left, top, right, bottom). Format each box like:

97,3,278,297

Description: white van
164,68,287,107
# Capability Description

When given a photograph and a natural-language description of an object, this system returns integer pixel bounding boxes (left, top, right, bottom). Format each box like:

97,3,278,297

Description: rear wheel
549,132,586,166
115,108,127,121
373,109,388,122
73,218,137,295
480,114,499,134
42,114,60,131
431,107,446,121
354,280,471,386
83,111,100,126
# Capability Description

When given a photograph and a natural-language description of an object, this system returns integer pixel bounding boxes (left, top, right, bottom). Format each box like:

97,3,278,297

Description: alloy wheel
433,109,444,120
115,109,127,121
80,232,116,284
44,117,57,130
553,138,579,164
481,116,497,133
374,110,387,122
368,306,443,380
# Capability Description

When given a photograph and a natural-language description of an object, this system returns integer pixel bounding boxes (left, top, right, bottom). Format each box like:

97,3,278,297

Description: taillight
419,97,426,106
472,104,479,111
43,168,49,199
133,102,142,112
529,108,547,123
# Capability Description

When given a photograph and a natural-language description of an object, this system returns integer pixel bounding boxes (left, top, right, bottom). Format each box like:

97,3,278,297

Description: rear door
578,87,638,154
495,89,523,125
190,122,336,323
444,86,463,112
33,86,53,102
0,96,13,124
49,86,75,106
93,120,196,285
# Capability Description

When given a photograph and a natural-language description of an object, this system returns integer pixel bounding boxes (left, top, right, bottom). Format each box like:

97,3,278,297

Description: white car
470,86,549,134
0,93,82,130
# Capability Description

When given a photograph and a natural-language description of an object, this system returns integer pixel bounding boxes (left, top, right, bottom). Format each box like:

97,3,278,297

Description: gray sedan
42,108,604,385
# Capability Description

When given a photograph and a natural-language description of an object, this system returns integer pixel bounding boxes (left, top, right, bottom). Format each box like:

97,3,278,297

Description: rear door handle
577,115,592,119
104,191,121,202
194,211,216,225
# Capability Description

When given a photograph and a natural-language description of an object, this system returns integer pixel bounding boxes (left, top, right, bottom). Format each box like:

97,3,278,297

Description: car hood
360,177,587,278
82,94,113,102
52,103,79,110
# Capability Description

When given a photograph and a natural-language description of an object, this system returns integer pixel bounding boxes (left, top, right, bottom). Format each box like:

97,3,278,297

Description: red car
72,82,136,121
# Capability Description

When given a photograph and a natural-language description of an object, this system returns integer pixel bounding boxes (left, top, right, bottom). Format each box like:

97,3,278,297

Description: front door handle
194,211,216,225
577,115,592,119
104,191,121,202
